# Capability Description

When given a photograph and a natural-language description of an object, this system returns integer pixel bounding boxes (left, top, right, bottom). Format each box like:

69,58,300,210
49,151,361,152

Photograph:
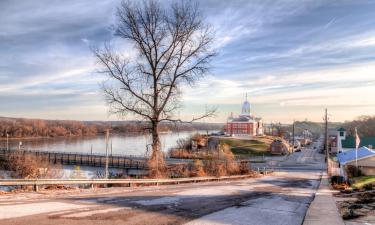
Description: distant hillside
0,116,224,138
285,121,343,138
290,116,375,138
342,115,375,137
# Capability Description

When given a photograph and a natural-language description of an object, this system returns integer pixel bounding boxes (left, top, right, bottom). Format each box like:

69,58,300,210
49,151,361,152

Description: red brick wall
226,122,255,135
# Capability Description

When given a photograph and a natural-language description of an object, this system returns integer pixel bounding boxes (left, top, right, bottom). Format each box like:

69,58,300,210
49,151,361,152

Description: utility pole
292,120,295,152
324,108,329,163
110,141,113,156
6,133,9,151
105,129,109,179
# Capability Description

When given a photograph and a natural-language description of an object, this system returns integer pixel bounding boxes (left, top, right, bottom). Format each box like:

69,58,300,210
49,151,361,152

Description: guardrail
0,174,255,191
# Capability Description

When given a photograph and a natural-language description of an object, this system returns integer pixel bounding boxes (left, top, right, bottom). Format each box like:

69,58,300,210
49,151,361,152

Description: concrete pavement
303,172,344,225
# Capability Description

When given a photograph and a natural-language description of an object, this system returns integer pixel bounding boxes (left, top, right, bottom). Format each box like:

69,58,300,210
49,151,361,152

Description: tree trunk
148,121,167,178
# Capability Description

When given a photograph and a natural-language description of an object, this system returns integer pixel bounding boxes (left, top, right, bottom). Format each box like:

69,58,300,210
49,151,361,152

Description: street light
105,129,109,179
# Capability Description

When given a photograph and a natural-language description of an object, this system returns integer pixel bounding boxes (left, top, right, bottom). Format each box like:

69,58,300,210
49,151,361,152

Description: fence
328,157,340,177
0,149,148,170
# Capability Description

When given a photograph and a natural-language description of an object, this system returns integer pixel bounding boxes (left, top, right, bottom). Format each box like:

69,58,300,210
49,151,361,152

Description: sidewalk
303,172,344,225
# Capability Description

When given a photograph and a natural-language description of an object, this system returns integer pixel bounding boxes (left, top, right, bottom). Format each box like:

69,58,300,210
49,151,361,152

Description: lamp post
105,129,109,179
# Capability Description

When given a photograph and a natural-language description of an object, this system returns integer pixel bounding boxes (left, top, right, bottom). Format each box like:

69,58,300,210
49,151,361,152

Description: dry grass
148,150,168,178
190,160,206,177
188,144,245,177
7,151,62,179
167,140,254,178
332,183,350,190
169,149,197,159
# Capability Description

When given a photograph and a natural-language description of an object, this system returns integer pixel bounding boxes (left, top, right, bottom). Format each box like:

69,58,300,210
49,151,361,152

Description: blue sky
1,0,375,123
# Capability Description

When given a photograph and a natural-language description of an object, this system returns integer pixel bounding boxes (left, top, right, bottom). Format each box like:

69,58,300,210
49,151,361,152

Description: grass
220,138,272,156
351,176,375,189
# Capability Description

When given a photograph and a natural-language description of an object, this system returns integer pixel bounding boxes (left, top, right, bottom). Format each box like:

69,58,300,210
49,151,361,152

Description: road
0,144,325,225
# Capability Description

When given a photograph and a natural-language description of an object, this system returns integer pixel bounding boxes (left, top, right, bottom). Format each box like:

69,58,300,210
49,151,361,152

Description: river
4,131,212,157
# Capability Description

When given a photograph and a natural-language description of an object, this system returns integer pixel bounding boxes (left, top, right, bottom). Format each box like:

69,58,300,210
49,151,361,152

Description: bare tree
94,0,217,177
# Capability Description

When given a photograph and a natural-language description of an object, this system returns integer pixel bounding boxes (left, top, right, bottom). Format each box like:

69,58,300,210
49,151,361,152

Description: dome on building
225,93,263,137
241,99,251,115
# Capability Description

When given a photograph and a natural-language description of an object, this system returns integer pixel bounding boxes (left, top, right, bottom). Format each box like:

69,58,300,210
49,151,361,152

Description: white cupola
241,94,251,116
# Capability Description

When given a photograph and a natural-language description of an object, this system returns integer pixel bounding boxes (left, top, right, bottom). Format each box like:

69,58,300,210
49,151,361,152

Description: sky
1,0,375,123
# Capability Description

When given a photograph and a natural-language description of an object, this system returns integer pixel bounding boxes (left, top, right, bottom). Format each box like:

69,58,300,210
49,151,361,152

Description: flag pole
356,145,358,169
355,128,360,171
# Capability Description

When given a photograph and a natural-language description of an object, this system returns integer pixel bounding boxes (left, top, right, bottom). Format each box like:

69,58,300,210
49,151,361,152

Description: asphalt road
0,144,325,225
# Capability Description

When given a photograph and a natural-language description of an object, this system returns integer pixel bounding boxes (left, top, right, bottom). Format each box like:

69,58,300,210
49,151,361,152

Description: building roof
341,136,375,148
328,129,338,136
230,115,253,122
337,127,346,132
337,146,375,165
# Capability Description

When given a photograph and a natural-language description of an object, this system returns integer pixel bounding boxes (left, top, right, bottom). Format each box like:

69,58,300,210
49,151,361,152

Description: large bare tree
94,0,216,177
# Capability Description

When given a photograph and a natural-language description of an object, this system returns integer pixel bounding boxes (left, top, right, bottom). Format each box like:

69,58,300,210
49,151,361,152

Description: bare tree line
0,117,222,138
344,115,375,137
0,117,98,138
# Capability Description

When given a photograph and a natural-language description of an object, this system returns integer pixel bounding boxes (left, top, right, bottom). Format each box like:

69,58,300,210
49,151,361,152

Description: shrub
7,151,62,179
190,160,206,177
239,161,251,174
347,165,362,178
357,193,374,204
331,176,345,184
167,143,252,178
168,163,190,178
363,183,373,191
219,143,240,175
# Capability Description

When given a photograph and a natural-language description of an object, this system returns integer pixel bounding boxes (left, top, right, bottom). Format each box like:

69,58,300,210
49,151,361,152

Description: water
4,131,211,156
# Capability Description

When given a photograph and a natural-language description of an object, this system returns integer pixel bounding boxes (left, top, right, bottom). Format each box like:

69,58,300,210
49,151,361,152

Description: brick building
225,96,263,136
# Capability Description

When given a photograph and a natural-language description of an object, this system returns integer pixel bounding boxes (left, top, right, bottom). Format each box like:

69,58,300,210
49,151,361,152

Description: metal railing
0,149,148,169
0,174,255,191
0,148,191,168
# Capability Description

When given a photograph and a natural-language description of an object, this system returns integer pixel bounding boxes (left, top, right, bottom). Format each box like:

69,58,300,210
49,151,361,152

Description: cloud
182,62,375,122
1,0,375,122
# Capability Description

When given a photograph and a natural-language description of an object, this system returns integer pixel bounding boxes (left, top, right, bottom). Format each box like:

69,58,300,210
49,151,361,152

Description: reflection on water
3,131,210,156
